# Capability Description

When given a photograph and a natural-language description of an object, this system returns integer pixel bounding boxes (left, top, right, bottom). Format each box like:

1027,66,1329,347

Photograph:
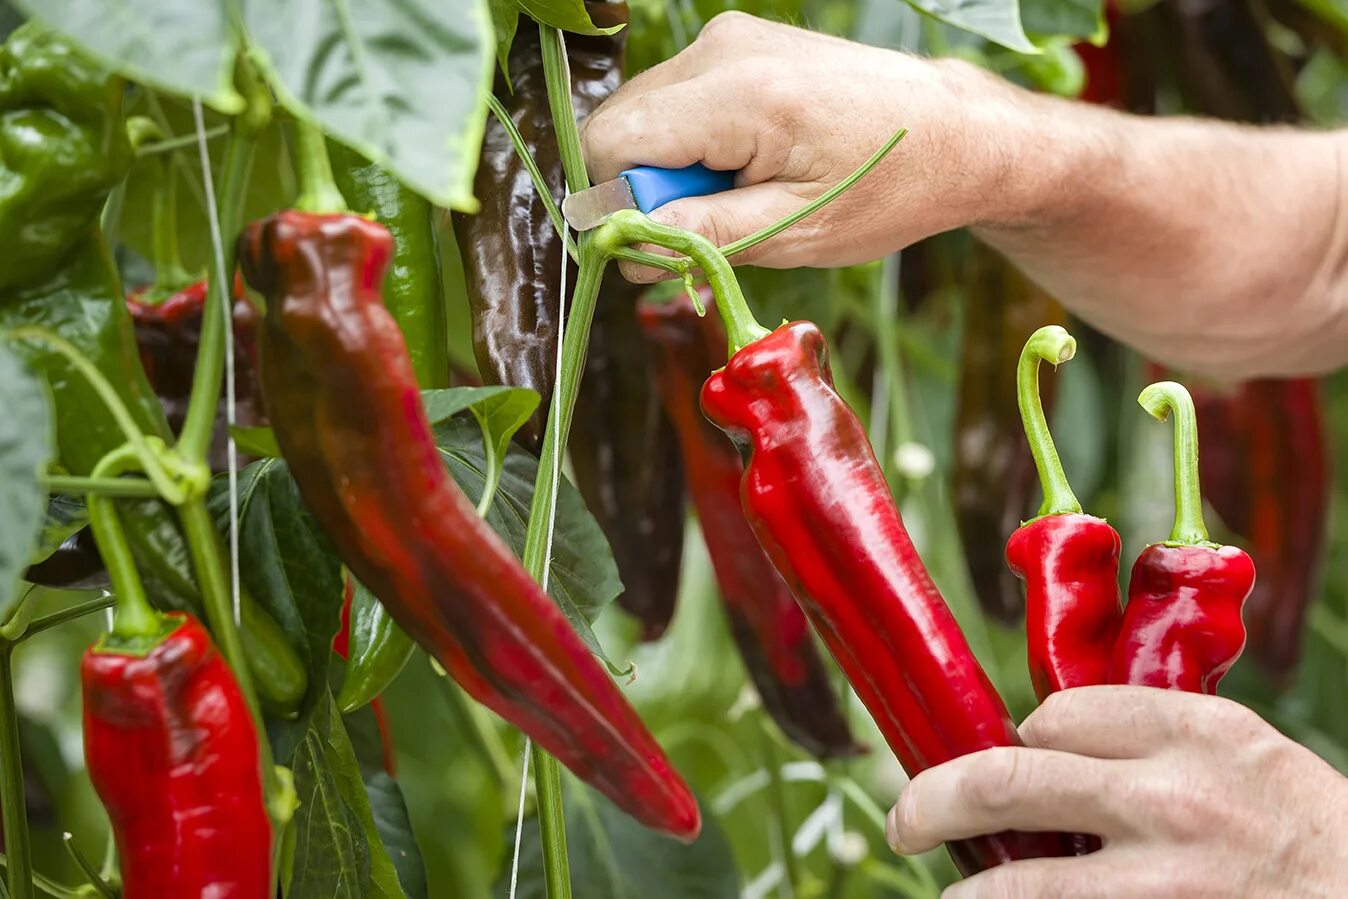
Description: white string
506,738,535,898
192,99,241,625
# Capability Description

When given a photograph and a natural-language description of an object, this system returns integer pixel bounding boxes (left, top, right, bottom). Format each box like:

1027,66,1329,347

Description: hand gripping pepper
954,245,1067,623
238,209,699,840
701,320,1069,874
1110,382,1256,694
83,612,271,898
571,272,686,640
637,288,861,758
452,1,628,449
1005,327,1122,702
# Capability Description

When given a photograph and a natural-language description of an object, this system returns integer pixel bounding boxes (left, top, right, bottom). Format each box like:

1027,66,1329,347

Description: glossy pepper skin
238,210,700,841
1005,327,1122,702
702,321,1068,874
1110,382,1256,694
451,1,628,449
82,613,270,898
571,272,685,640
953,244,1066,623
638,290,860,758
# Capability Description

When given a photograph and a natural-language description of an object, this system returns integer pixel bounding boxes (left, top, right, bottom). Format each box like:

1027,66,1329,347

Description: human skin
580,12,1348,380
580,12,1348,893
886,687,1348,897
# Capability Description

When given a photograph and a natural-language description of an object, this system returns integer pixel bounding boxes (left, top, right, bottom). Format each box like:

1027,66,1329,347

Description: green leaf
488,0,520,77
230,425,282,459
338,576,416,713
209,459,344,755
420,385,534,426
1019,0,1104,42
0,345,53,621
514,0,625,34
345,705,429,899
434,416,621,659
241,0,495,211
29,494,88,566
11,0,242,112
904,0,1039,53
285,692,409,899
497,782,738,899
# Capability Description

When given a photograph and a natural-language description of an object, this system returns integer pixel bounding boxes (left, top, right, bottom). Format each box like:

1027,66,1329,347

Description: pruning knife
561,163,736,231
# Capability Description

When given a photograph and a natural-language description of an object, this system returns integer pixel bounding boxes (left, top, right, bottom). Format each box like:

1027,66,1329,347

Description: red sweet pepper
83,612,271,898
1005,326,1122,702
238,207,699,841
701,318,1069,874
1111,381,1256,694
637,287,861,759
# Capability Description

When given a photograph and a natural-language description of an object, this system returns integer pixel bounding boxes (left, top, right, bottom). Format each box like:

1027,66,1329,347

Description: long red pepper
1005,327,1122,702
1110,382,1256,694
701,320,1070,874
83,612,271,898
238,210,699,840
638,288,861,759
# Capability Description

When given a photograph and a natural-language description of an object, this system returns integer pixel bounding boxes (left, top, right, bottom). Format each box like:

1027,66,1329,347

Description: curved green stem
87,449,160,640
594,211,768,355
292,120,349,214
485,94,578,261
19,596,116,643
539,25,589,195
721,129,906,259
1139,381,1215,547
0,645,32,899
135,125,230,157
1018,325,1081,520
151,158,194,290
62,834,115,899
42,474,159,498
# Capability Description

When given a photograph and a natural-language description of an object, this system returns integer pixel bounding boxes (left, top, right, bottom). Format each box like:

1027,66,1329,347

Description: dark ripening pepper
451,1,628,450
571,272,686,640
701,321,1069,875
638,288,861,759
1005,327,1122,702
953,243,1066,623
82,612,271,897
238,210,700,841
1111,382,1256,694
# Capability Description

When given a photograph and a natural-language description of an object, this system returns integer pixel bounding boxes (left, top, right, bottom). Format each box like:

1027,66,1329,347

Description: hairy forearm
974,87,1348,378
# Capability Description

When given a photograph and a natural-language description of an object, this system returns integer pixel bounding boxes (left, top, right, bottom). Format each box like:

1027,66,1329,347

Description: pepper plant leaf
1020,0,1105,42
10,0,242,112
241,0,494,212
902,0,1039,53
0,344,52,622
28,494,88,567
345,704,429,899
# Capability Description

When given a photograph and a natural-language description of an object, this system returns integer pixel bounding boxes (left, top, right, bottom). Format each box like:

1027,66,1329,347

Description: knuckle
1023,691,1074,748
960,748,1025,816
697,11,757,46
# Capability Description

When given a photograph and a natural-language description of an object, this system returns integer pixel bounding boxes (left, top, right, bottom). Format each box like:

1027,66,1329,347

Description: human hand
886,686,1348,897
580,13,1043,278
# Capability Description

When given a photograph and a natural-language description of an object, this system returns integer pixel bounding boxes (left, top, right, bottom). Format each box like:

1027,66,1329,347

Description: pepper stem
593,210,769,356
86,448,161,641
150,162,194,290
1018,325,1082,519
1139,380,1215,547
293,120,349,214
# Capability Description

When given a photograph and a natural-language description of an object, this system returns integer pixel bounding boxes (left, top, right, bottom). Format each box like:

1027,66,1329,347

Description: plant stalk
1017,325,1082,520
0,644,33,899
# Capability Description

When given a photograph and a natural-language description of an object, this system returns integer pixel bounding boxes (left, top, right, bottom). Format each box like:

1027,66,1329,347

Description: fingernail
885,802,909,855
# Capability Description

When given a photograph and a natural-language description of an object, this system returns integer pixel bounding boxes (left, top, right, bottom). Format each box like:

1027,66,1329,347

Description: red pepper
701,320,1069,874
1111,382,1256,694
1005,327,1122,702
238,210,699,841
637,288,861,759
82,612,271,898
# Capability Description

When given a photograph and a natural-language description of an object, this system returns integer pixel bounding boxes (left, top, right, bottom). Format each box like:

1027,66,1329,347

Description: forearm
974,84,1348,378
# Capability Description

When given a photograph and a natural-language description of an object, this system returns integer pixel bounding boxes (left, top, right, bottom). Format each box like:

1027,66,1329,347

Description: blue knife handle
621,164,736,213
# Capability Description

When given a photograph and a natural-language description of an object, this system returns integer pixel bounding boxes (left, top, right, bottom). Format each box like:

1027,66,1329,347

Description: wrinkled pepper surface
702,320,1069,874
452,1,629,450
638,288,860,758
954,243,1066,623
83,612,270,897
239,209,699,840
1111,382,1256,694
1005,327,1121,702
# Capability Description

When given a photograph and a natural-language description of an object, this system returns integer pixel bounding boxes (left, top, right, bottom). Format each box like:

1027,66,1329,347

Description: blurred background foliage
10,0,1348,896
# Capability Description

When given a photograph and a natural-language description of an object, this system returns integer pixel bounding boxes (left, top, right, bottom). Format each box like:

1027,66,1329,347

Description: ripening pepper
701,319,1070,874
238,209,699,840
954,244,1066,623
0,24,305,707
452,1,629,450
83,612,271,898
1005,327,1122,702
638,287,861,758
1111,382,1256,694
571,272,686,640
